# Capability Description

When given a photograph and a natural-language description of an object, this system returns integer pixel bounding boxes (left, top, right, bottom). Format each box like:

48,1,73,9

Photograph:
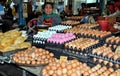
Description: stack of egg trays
32,37,46,48
89,51,120,66
76,32,112,41
88,57,120,71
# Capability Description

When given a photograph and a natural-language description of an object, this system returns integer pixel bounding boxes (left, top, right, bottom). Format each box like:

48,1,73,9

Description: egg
108,68,114,72
109,72,117,76
62,68,67,74
83,71,89,76
56,69,62,76
48,70,54,75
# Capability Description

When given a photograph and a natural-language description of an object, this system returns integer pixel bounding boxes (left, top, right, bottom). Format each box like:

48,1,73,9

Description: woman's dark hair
42,2,54,9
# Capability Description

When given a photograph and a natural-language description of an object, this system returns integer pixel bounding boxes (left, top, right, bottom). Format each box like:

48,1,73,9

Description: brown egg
103,72,109,76
99,74,104,76
114,54,119,60
102,66,107,71
110,72,117,76
56,69,62,76
109,62,113,67
67,69,72,75
99,59,103,63
93,58,97,62
94,71,99,76
105,70,111,75
48,70,54,75
108,52,114,58
62,68,67,74
45,66,51,71
104,60,109,65
83,71,89,76
26,60,31,64
67,64,72,70
115,64,119,69
108,68,114,72
97,70,102,75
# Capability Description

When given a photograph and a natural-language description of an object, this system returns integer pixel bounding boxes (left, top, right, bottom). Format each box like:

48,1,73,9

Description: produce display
61,20,80,26
47,33,76,44
0,30,31,52
13,46,56,66
48,25,72,32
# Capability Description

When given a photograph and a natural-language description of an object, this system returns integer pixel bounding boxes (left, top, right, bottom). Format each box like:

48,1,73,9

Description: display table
20,66,44,76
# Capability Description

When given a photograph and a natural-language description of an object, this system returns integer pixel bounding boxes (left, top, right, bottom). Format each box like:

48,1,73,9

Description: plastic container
98,20,109,31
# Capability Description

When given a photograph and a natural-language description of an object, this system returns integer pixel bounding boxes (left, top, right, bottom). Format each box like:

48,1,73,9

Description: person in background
60,5,73,20
37,2,62,27
0,0,6,20
4,4,13,20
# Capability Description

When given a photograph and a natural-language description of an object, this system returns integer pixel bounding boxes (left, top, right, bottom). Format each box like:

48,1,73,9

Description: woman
37,2,62,27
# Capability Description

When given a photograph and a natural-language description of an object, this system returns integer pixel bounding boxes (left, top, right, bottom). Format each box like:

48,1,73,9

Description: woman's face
44,4,53,15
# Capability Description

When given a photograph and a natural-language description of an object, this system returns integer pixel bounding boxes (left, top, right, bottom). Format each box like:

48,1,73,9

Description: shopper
37,2,62,27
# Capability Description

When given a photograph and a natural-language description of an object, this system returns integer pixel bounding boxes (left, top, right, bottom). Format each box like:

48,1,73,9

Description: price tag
60,56,68,62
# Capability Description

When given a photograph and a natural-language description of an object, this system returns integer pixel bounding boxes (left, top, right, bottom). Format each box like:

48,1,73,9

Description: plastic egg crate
64,38,101,55
48,25,72,32
61,20,80,26
32,31,56,48
88,57,120,71
76,29,112,40
105,36,120,45
77,23,100,30
45,33,76,49
89,45,120,65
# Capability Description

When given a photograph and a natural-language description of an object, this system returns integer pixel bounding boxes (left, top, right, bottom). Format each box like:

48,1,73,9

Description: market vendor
37,2,62,27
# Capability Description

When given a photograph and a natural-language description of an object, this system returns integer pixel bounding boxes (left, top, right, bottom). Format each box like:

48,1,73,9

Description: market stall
0,15,120,76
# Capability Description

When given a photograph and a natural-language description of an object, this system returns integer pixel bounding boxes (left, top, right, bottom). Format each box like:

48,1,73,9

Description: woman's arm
52,15,62,26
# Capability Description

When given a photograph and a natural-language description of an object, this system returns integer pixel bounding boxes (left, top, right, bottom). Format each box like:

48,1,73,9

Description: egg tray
65,42,103,55
91,26,100,30
88,57,120,71
76,33,112,41
0,48,27,57
89,53,120,65
45,46,89,63
45,42,65,50
104,41,120,46
61,23,80,27
103,44,118,52
32,39,46,48
63,49,89,63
